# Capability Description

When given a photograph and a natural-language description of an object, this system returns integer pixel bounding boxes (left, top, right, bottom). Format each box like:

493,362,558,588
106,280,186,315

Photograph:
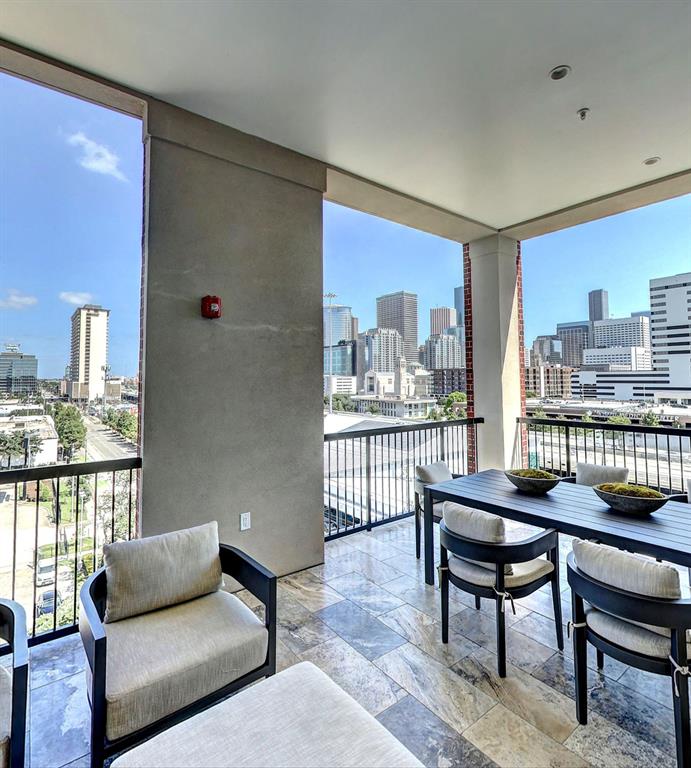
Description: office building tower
362,328,403,373
631,310,651,319
556,321,591,367
423,334,463,370
582,347,651,370
376,291,418,362
430,307,456,336
588,289,609,322
323,340,357,376
649,271,691,380
69,304,110,402
592,316,650,350
323,304,353,345
531,335,562,366
350,315,359,341
454,285,465,327
0,344,38,394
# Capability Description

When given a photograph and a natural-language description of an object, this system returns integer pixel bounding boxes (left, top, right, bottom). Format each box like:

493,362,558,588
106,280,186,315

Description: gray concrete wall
140,100,326,576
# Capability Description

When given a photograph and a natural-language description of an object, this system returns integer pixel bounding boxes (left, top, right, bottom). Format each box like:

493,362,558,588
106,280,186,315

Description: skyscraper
69,304,110,402
649,271,691,380
423,334,463,369
0,344,38,394
454,285,465,327
376,291,418,362
556,321,591,368
430,307,456,336
588,289,609,322
323,304,353,345
362,328,403,373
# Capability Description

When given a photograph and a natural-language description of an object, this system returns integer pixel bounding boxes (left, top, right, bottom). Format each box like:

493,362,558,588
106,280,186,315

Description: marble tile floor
21,519,681,768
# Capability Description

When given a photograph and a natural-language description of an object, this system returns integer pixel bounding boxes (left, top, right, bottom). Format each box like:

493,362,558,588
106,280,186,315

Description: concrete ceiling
1,0,690,230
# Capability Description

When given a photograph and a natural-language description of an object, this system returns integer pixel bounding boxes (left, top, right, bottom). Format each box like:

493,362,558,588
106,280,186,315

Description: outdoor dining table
422,468,691,585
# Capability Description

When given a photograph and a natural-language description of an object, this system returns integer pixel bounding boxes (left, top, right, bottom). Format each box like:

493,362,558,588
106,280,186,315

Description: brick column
515,241,528,466
463,243,477,473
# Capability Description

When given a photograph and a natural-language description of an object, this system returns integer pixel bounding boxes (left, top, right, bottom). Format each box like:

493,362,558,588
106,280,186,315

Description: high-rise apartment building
444,325,466,367
454,285,464,327
361,328,403,373
0,344,38,394
423,334,463,370
430,307,456,336
556,321,591,367
649,271,691,380
588,289,609,322
69,304,109,402
323,304,353,345
592,316,650,350
376,291,418,362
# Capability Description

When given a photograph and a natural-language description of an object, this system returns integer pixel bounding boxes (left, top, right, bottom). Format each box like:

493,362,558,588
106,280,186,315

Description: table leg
424,487,434,585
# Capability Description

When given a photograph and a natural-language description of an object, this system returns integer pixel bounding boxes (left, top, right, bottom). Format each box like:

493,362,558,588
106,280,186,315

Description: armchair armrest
79,570,107,676
669,493,689,503
561,476,576,484
440,521,558,564
219,544,277,612
0,599,28,768
0,599,28,669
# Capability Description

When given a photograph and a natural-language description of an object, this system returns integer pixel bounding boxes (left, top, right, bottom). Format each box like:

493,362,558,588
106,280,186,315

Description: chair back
414,461,452,497
0,599,28,768
575,462,628,486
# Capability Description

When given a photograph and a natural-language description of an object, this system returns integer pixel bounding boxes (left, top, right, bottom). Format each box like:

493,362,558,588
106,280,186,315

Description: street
84,415,138,462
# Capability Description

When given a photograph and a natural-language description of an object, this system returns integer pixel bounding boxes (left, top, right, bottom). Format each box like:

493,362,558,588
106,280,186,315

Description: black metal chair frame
439,520,563,677
414,472,462,559
567,551,691,768
80,544,277,768
0,599,28,768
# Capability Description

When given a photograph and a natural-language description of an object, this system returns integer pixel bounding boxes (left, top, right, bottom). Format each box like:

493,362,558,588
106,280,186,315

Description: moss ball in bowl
593,482,668,516
505,468,560,495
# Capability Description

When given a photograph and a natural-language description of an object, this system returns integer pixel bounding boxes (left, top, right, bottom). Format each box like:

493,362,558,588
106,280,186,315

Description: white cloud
59,291,94,306
67,131,127,182
0,289,38,310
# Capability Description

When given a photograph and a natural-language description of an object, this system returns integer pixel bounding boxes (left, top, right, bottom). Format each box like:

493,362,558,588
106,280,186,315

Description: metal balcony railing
323,418,483,539
0,457,141,644
517,417,690,494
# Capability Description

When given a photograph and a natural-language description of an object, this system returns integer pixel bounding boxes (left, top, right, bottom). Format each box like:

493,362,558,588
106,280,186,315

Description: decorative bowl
593,483,668,516
504,469,560,495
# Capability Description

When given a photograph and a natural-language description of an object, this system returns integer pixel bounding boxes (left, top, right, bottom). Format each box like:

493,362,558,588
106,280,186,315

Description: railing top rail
518,416,690,438
0,456,142,484
324,417,484,442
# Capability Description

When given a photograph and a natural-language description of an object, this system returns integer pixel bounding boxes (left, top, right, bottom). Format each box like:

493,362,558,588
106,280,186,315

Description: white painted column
468,234,523,470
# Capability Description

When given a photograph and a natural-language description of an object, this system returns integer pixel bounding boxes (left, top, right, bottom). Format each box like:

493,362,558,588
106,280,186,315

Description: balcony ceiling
1,0,690,230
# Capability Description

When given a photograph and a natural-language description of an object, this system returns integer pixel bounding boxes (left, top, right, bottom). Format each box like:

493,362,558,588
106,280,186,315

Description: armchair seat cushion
585,606,691,659
100,589,268,741
110,662,422,768
448,555,553,589
0,665,10,768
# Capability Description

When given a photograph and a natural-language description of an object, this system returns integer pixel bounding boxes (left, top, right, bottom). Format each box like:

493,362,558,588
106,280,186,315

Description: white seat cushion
448,555,553,588
110,662,422,768
585,607,691,659
102,590,268,741
575,463,628,486
0,665,10,768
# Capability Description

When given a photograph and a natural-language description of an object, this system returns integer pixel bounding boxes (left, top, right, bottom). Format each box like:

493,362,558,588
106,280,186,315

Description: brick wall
516,241,528,464
462,243,477,472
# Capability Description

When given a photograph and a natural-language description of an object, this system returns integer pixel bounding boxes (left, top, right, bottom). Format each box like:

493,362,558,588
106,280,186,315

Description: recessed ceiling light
643,156,661,166
549,65,571,81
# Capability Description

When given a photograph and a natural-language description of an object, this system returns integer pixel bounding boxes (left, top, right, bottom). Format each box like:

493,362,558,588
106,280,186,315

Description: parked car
35,558,56,587
35,589,62,617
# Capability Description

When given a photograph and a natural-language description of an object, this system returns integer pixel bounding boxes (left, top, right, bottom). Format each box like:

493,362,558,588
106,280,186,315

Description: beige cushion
575,463,628,486
104,521,222,622
449,555,553,588
415,462,453,486
110,662,422,768
585,607,691,659
0,666,10,768
443,501,513,575
101,590,268,741
573,539,681,599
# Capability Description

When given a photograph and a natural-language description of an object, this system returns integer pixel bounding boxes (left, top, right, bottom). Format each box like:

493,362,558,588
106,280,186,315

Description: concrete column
466,235,523,470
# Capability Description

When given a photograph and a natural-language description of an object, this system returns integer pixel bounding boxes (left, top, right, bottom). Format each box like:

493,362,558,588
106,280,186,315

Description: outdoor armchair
0,599,28,768
80,521,276,768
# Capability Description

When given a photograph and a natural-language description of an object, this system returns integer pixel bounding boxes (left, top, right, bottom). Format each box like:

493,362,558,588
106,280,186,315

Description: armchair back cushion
575,463,628,487
572,539,681,600
104,521,222,623
443,501,512,575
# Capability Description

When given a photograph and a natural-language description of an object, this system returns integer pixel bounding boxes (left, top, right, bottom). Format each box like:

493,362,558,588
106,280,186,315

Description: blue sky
0,73,143,378
1,72,689,379
325,195,691,344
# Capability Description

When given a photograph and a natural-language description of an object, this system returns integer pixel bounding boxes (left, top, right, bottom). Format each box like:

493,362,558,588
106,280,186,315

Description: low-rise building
525,365,573,398
431,368,467,396
351,395,436,418
582,346,651,370
0,414,59,467
324,375,357,395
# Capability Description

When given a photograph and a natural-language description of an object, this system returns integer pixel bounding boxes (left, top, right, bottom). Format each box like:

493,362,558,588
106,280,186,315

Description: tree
526,390,538,399
366,404,380,415
53,404,87,458
442,391,467,420
641,411,660,427
606,415,631,426
0,432,23,469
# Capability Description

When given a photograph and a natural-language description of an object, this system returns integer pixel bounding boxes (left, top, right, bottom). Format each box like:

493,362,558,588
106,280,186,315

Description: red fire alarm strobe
201,295,222,319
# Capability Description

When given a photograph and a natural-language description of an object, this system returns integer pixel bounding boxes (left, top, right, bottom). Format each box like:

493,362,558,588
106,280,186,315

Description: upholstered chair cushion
97,590,268,742
443,501,513,575
0,665,11,768
575,463,628,486
572,539,681,599
448,556,553,588
103,521,222,623
109,663,423,768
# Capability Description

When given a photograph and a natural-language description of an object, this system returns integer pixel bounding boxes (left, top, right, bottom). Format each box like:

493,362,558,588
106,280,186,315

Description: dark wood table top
427,468,691,567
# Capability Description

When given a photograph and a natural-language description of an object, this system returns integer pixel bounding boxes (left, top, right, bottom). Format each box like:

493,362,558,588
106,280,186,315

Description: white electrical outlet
240,512,251,531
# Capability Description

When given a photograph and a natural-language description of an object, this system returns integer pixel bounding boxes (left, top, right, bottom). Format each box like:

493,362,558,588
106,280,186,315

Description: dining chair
562,462,629,486
414,462,460,559
0,599,29,768
439,502,562,677
567,539,691,767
